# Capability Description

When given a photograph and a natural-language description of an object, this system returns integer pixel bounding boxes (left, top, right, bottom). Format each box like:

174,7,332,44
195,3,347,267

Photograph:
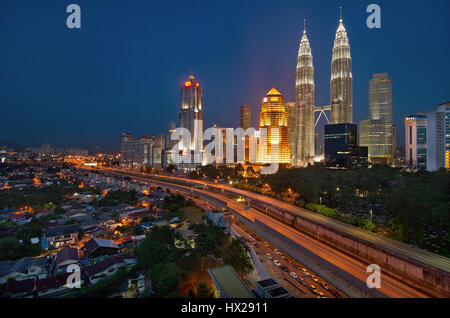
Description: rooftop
207,265,255,298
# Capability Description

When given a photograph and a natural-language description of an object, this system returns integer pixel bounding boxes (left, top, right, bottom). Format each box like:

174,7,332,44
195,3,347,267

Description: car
266,253,273,260
313,277,319,283
293,264,300,270
318,292,325,298
289,272,298,279
281,265,289,272
297,277,305,285
273,260,281,266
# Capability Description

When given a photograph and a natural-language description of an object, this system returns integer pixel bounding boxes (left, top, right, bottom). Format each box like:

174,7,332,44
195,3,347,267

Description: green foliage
236,166,450,255
0,237,42,261
136,226,187,297
96,190,137,207
224,237,254,275
306,203,341,219
196,281,213,298
0,182,75,210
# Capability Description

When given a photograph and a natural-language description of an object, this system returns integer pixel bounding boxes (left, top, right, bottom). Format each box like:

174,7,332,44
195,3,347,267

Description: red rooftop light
184,81,192,87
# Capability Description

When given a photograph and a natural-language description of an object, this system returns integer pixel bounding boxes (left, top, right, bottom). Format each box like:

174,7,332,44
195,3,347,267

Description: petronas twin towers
291,11,353,166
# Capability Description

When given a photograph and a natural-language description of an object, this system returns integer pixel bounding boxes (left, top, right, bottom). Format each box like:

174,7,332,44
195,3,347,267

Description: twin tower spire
291,8,353,166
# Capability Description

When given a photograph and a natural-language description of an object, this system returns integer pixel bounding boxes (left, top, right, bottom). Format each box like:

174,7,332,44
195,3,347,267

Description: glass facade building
324,123,365,168
359,73,395,165
426,101,450,171
404,114,427,169
179,75,203,152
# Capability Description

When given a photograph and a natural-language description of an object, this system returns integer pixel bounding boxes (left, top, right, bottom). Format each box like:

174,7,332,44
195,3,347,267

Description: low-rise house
44,224,79,247
82,238,120,257
254,278,291,298
0,257,49,284
207,265,255,298
9,213,32,224
119,208,155,223
84,256,126,284
27,257,50,279
55,247,79,272
64,209,87,218
0,277,35,298
83,224,112,238
35,272,82,297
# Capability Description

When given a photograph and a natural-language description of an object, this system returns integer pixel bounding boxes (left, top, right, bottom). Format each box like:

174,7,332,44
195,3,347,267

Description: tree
196,281,213,298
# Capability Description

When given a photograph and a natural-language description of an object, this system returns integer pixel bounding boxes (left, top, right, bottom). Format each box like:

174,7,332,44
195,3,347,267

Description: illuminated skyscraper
286,101,296,161
293,21,315,165
330,9,353,124
426,102,450,171
240,105,252,162
359,73,395,164
258,88,290,163
405,115,427,169
179,75,203,151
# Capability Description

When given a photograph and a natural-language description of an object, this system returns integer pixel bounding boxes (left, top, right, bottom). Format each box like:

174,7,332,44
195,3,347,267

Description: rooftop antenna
303,18,306,34
339,6,343,22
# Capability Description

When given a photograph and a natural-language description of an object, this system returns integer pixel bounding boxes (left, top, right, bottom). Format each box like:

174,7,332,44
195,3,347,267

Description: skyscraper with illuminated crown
293,20,315,166
179,75,203,152
330,9,353,124
258,88,290,163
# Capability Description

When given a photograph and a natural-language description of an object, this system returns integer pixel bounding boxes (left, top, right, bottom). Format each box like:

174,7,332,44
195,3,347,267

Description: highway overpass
82,167,450,297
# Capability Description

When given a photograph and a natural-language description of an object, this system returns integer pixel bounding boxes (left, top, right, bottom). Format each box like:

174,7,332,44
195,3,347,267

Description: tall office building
119,133,165,170
179,75,203,151
324,123,367,169
120,132,136,168
405,115,427,169
258,88,290,164
293,21,315,166
359,73,395,164
330,12,353,124
286,101,296,162
164,122,177,166
426,102,450,171
240,105,251,130
240,105,252,162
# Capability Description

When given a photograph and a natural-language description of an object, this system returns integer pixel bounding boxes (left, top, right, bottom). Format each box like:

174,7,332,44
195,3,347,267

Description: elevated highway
82,167,450,297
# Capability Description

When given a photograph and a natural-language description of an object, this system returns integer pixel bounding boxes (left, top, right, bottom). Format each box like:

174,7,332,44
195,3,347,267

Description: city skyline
1,1,449,150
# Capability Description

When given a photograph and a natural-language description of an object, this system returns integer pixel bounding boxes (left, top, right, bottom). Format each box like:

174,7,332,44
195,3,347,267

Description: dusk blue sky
1,0,449,151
